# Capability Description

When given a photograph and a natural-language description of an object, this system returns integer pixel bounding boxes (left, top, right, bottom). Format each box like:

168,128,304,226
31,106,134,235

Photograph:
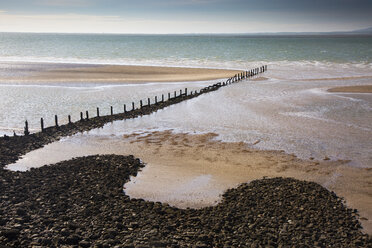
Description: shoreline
328,85,372,93
6,130,372,235
0,62,241,84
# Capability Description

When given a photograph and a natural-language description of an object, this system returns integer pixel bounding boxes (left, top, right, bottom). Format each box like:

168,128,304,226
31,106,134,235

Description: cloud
36,0,91,7
0,10,368,33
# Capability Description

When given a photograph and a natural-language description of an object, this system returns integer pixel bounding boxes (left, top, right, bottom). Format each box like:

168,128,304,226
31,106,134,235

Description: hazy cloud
0,0,371,33
36,0,91,7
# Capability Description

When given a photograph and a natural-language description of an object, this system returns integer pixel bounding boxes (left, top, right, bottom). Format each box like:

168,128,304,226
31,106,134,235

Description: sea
0,33,371,168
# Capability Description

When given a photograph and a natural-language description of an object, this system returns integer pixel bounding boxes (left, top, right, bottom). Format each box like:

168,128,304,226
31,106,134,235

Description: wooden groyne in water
0,65,267,168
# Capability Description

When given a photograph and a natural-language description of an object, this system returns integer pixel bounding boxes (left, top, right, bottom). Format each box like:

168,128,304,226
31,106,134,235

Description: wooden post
174,91,176,98
80,112,83,121
40,118,44,132
86,111,89,120
155,96,157,104
162,94,164,102
24,120,29,136
124,104,127,113
168,92,171,100
132,102,135,110
147,98,150,106
180,89,182,96
185,88,188,96
111,106,113,115
140,100,143,108
55,115,58,127
68,115,71,124
97,107,99,117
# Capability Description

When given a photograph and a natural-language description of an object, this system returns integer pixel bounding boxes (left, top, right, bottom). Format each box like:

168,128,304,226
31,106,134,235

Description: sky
0,0,371,34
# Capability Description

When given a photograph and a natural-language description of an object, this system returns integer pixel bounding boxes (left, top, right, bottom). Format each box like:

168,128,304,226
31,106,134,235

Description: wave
1,56,372,71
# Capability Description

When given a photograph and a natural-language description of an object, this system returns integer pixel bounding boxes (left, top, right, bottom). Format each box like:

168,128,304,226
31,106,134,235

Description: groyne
0,66,267,168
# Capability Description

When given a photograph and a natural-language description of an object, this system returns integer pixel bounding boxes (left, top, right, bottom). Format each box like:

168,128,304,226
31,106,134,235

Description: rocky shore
1,155,370,247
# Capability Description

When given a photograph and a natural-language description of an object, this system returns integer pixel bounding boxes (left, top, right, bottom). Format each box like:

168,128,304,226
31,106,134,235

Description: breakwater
0,66,267,168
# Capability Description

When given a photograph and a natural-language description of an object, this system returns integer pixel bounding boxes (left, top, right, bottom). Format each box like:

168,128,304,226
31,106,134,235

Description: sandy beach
328,85,372,93
1,63,240,84
8,129,372,235
120,131,372,235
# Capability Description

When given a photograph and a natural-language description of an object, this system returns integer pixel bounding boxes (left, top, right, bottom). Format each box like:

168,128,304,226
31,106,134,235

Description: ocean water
1,33,372,69
1,33,372,168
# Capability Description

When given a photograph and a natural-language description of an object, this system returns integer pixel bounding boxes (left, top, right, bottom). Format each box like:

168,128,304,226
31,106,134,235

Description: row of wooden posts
23,65,267,136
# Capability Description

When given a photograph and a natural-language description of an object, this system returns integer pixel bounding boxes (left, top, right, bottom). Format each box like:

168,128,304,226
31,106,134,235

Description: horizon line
1,31,372,36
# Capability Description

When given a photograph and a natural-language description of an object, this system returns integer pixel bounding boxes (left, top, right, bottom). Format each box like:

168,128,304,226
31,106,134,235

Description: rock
0,156,371,247
1,229,20,240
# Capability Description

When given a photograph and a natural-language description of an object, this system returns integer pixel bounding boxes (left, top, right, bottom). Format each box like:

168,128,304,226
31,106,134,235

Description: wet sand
328,85,372,93
120,131,372,234
1,63,240,84
8,130,372,234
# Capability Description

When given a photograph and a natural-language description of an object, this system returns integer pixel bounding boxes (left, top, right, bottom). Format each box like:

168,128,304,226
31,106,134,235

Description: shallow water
6,74,372,170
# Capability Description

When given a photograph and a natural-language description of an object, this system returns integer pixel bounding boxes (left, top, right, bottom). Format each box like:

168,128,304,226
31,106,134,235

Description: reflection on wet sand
7,130,372,234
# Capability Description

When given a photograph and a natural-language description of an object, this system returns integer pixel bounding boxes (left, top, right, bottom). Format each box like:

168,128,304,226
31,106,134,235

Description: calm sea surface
1,33,371,168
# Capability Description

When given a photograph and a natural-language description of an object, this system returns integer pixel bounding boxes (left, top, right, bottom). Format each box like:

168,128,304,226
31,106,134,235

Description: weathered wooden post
111,106,113,115
86,111,89,120
97,107,100,117
132,102,135,110
140,100,143,109
124,104,127,113
55,115,58,127
185,88,188,96
68,115,71,124
40,118,44,132
162,94,164,102
155,96,158,104
174,91,176,98
147,98,150,106
168,93,171,100
180,89,182,96
80,112,83,121
24,120,29,136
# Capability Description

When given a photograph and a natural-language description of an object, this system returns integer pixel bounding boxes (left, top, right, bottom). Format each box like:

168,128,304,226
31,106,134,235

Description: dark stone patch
0,155,370,247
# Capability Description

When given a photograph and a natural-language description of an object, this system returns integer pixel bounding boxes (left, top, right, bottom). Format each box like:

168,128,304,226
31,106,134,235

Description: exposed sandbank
9,130,372,234
123,131,372,233
328,85,372,93
2,63,240,84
